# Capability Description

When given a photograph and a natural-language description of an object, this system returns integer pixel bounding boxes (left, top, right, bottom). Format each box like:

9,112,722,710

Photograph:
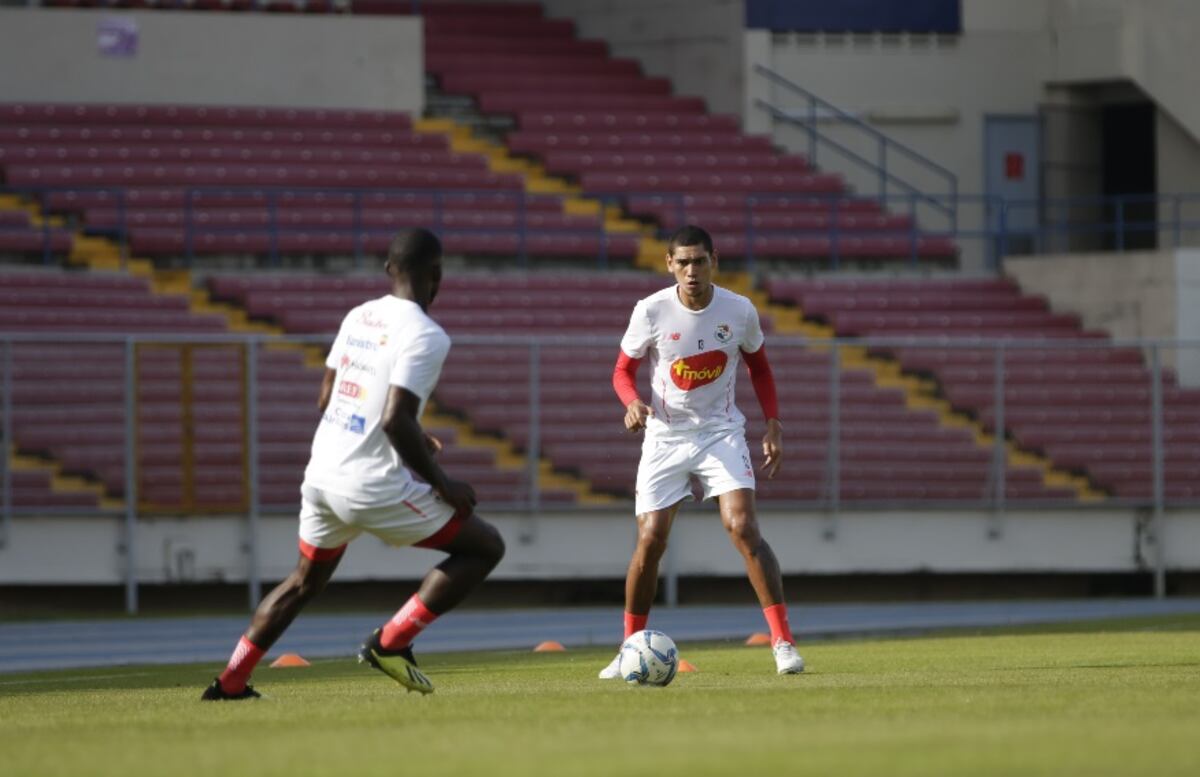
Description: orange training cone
269,653,311,668
744,632,772,646
678,659,698,673
533,640,567,652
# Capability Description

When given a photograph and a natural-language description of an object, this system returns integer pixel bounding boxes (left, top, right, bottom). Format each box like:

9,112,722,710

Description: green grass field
2,615,1199,777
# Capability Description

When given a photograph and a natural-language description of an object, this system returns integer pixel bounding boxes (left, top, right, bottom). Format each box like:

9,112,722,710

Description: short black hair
386,228,442,275
667,224,713,256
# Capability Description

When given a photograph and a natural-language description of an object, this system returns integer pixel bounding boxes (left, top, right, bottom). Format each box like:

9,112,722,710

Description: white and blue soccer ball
618,630,679,687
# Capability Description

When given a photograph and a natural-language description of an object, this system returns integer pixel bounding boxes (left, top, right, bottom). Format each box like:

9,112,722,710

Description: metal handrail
7,185,1200,272
1,332,1191,606
753,63,958,225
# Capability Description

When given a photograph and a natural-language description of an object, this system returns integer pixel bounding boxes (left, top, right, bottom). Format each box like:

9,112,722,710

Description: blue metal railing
0,331,1188,605
6,185,1200,271
0,186,627,269
752,64,959,231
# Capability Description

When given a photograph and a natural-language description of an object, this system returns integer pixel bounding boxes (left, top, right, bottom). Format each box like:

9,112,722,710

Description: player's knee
724,514,761,550
637,530,669,562
483,522,506,567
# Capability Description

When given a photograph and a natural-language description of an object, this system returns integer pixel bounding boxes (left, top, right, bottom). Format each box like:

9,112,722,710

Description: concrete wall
536,0,746,118
1156,111,1200,247
0,8,424,113
1,507,1194,585
1044,0,1200,143
745,0,1200,271
1004,248,1200,382
744,0,1054,271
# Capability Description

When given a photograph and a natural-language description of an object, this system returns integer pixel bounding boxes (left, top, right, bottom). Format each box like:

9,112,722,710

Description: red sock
218,635,265,694
380,594,438,650
623,611,648,639
763,604,795,646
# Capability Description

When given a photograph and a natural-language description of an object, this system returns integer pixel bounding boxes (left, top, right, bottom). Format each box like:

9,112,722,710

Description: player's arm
381,386,476,516
317,368,336,412
613,351,652,432
742,345,783,479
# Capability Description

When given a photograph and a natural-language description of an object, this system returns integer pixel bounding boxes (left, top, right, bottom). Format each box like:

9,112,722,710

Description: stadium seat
765,276,1200,499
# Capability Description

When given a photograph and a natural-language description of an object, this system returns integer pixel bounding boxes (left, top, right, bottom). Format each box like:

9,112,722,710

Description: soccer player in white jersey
202,229,505,700
600,224,804,677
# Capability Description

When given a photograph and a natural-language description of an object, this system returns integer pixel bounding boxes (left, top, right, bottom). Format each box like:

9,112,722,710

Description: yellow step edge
51,474,106,497
151,270,193,296
12,450,111,501
488,158,537,174
412,117,454,131
635,236,668,271
751,289,1103,504
563,197,601,216
29,214,66,228
603,217,644,234
189,289,286,335
524,176,581,195
425,402,613,505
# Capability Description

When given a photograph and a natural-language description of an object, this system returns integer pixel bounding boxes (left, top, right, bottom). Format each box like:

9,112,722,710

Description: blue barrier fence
5,185,1200,270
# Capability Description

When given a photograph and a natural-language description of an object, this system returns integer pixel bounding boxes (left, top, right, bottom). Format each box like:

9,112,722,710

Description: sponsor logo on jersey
358,310,389,329
670,349,728,390
339,354,378,376
346,335,378,352
338,380,366,399
670,332,681,341
715,323,732,343
322,407,366,434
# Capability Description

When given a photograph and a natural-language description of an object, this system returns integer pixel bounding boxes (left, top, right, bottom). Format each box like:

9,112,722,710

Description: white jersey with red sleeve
619,284,764,437
302,295,451,505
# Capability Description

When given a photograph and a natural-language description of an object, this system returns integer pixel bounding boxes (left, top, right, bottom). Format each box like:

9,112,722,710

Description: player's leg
246,546,346,648
359,497,505,694
600,435,694,678
597,504,681,679
203,485,355,700
715,489,802,674
202,544,346,700
625,504,682,618
716,488,784,607
699,431,804,674
409,512,506,615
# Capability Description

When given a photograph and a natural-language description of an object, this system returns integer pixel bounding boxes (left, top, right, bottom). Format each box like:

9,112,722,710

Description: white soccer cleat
773,641,805,675
598,652,622,679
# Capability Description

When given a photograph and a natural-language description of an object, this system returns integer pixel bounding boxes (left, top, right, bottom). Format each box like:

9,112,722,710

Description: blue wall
746,0,961,34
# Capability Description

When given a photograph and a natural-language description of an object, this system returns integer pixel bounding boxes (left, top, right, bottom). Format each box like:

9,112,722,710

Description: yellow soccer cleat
358,629,435,695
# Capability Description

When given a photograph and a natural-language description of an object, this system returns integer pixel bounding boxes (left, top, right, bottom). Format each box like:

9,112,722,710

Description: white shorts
297,481,460,557
634,428,756,515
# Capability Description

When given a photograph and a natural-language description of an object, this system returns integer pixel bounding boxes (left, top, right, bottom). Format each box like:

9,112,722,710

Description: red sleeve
742,345,780,421
613,351,642,407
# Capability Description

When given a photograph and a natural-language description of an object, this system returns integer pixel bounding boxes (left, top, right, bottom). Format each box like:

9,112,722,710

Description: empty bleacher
3,265,1108,510
0,270,548,512
767,277,1200,501
207,271,1077,504
0,103,633,262
415,3,957,264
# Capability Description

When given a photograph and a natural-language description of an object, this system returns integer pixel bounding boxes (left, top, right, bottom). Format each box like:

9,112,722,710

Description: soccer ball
618,630,679,687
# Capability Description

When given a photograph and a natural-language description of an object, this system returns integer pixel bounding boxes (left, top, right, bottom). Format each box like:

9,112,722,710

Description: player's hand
424,432,443,456
437,477,477,517
761,419,783,480
624,399,654,433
